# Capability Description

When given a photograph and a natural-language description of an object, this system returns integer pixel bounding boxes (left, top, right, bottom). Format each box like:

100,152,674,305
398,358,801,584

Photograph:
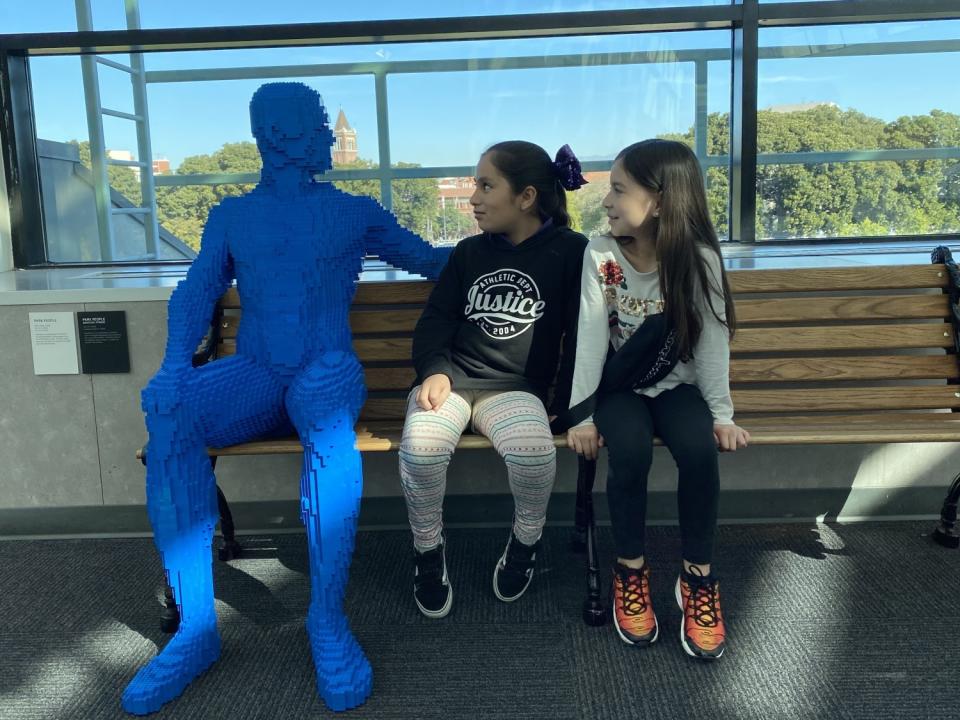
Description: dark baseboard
0,486,947,538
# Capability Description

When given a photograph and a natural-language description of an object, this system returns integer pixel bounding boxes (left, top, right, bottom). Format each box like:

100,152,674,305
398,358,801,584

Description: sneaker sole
415,584,453,619
675,576,724,661
492,552,533,603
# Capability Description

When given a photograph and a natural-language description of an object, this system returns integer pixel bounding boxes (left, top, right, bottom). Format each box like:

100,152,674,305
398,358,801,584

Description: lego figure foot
307,606,372,712
121,623,221,715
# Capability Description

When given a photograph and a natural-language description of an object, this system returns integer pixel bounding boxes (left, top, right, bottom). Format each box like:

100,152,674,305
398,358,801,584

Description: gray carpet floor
0,520,957,720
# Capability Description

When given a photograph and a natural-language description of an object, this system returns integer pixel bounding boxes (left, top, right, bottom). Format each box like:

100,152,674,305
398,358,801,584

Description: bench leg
933,471,960,549
158,582,180,634
575,456,608,627
570,459,590,552
215,466,242,561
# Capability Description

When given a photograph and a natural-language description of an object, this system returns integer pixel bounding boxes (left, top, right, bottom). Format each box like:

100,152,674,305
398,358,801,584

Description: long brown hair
614,139,735,361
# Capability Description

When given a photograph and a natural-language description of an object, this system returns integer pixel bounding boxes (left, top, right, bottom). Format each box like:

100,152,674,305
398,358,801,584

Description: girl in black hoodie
400,141,588,617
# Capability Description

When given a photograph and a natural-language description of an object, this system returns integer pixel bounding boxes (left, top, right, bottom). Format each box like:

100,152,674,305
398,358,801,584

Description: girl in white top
567,139,749,661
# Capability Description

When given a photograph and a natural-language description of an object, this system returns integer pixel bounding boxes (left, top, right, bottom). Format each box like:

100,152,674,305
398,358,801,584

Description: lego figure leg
286,353,371,712
123,358,288,715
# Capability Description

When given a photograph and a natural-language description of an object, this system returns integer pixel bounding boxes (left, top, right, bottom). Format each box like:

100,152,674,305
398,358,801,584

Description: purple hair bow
553,144,588,191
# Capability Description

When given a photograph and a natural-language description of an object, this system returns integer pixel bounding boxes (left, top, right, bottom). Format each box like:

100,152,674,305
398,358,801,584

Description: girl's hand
567,423,604,460
714,422,750,452
417,374,452,411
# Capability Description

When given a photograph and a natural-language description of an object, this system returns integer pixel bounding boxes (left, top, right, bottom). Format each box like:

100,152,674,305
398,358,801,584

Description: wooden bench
139,250,960,630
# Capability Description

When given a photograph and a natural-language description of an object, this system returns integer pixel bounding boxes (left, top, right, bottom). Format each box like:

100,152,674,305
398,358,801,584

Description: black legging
594,383,719,565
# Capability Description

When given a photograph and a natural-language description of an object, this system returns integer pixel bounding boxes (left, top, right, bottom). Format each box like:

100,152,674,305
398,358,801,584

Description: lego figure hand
416,374,451,411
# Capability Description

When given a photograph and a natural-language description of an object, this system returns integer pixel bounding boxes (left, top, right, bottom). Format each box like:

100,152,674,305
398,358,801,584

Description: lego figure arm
356,196,453,281
159,205,234,371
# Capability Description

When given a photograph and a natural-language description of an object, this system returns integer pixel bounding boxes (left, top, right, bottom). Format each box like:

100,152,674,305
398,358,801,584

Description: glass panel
0,0,76,33
29,26,732,262
757,20,960,239
3,0,731,33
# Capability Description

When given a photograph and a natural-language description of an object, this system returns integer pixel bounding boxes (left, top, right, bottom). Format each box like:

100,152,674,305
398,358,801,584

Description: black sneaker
413,542,452,618
493,532,540,602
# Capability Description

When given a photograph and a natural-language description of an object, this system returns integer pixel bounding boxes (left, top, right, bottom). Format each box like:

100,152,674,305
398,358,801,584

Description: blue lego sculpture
122,82,451,715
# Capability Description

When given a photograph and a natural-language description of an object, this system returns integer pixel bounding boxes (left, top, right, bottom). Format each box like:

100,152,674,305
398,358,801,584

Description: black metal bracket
572,456,608,626
931,245,960,549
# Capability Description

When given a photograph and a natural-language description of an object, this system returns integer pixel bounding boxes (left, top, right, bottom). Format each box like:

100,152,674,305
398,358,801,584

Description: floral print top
569,234,734,426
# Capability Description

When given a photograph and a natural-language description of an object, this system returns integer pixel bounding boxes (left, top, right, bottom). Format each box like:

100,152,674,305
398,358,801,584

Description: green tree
333,159,439,240
566,189,583,233
435,203,472,242
662,105,960,239
151,142,261,250
570,181,610,238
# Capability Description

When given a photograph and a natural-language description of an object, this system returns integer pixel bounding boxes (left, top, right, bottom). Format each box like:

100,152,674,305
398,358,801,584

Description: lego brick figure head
250,82,335,175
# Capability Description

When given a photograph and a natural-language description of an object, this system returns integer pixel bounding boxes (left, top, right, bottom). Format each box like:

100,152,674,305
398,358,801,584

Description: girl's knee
398,444,454,477
673,441,719,473
501,440,556,473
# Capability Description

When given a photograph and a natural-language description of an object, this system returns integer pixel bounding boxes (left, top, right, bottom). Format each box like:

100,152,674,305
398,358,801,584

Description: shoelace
504,539,537,576
616,569,649,616
415,548,445,587
683,573,720,628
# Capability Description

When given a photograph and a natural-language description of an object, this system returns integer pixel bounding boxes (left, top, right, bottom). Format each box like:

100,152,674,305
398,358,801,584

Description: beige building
333,109,358,165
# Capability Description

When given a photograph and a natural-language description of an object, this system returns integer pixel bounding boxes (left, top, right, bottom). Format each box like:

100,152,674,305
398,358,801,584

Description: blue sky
5,2,959,170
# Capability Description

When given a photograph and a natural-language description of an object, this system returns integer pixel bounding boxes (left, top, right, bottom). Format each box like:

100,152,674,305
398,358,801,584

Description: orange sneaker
611,563,659,646
675,567,726,660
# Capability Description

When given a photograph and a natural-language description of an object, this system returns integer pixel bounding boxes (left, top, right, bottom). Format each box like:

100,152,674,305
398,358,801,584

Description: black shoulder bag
550,312,680,433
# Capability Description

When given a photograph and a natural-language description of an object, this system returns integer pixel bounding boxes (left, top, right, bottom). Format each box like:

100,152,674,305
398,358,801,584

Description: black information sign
77,311,130,374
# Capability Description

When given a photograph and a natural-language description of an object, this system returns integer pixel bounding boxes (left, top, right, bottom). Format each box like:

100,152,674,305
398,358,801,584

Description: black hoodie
412,223,587,416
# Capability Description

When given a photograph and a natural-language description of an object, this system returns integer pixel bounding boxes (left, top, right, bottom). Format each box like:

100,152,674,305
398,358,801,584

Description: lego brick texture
128,82,451,714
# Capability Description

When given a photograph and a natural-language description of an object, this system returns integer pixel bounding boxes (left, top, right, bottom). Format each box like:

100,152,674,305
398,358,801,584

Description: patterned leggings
399,387,557,552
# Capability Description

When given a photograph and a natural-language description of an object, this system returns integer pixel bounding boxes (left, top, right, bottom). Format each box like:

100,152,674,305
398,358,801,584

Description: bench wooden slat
364,367,417,391
159,410,960,460
218,309,423,339
737,411,960,426
735,294,947,324
221,325,952,361
218,339,415,363
221,281,434,309
359,357,960,391
727,265,947,294
217,266,947,308
730,354,958,383
360,397,412,420
219,295,952,339
731,385,960,413
731,323,952,353
737,413,960,444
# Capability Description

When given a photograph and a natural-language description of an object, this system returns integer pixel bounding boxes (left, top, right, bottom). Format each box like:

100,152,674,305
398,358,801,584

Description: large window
757,20,960,240
25,26,731,260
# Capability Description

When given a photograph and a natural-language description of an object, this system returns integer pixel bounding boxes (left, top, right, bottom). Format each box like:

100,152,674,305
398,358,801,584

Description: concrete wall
1,297,957,523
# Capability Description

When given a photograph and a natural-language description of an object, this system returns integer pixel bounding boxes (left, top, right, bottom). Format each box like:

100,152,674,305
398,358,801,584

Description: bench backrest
213,264,958,423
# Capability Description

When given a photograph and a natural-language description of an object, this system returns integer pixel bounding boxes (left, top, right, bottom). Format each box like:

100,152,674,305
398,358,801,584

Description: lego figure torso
225,186,366,373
